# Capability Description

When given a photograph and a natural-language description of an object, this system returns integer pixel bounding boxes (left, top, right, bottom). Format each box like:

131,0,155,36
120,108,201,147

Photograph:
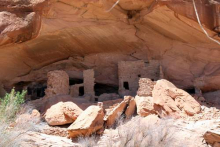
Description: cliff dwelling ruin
118,60,160,97
5,60,162,103
1,0,220,146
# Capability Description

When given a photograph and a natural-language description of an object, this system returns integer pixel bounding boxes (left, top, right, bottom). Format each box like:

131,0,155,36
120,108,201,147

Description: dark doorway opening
95,83,118,96
79,86,84,96
69,78,83,86
36,87,46,98
14,81,47,101
28,84,47,100
184,88,195,94
123,82,129,90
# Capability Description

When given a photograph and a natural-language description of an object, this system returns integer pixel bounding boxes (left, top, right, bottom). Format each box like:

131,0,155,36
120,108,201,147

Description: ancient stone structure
70,84,84,97
26,82,47,100
118,60,160,97
68,69,95,101
137,78,155,97
83,69,95,100
45,70,69,98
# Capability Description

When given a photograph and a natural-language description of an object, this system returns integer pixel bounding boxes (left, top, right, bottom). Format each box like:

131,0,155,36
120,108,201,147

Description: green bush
0,88,27,122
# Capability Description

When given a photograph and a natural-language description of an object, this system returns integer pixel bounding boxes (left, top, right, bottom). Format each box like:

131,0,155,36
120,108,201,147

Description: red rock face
0,0,220,97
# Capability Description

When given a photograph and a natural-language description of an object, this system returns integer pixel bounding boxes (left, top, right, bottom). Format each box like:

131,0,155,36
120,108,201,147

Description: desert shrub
115,116,175,147
77,116,178,147
0,89,44,147
0,88,27,122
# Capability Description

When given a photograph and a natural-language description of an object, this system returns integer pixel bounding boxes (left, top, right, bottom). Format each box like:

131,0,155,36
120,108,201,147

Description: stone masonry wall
83,69,95,99
118,60,160,97
45,70,69,98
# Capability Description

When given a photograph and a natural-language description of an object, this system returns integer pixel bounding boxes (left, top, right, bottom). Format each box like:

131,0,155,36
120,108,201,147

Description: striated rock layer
0,0,220,100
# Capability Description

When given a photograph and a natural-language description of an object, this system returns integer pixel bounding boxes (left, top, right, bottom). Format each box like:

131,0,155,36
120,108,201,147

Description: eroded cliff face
0,0,220,95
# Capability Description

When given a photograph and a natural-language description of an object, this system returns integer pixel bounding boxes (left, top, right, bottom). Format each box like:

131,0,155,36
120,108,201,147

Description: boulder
102,99,123,109
152,79,201,118
15,109,41,125
204,130,220,147
68,105,104,138
135,96,155,117
62,102,83,120
104,96,131,127
137,78,155,97
125,96,136,119
203,90,220,105
45,102,82,126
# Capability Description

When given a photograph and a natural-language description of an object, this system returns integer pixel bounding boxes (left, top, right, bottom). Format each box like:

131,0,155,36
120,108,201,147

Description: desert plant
0,88,27,122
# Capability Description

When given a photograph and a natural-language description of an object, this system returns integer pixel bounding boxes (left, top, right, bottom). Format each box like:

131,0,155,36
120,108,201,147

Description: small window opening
151,79,155,81
95,98,98,102
79,86,84,96
138,74,141,77
123,82,129,90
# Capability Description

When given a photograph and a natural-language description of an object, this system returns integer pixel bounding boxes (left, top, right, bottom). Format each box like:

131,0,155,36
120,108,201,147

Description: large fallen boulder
104,96,132,127
152,79,201,118
45,102,82,126
68,105,104,138
125,96,136,119
135,96,156,117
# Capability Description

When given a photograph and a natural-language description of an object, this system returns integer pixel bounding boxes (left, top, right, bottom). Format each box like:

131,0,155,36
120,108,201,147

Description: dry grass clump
115,116,175,147
78,116,180,147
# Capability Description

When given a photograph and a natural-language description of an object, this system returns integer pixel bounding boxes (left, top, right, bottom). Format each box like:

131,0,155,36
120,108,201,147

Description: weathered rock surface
204,130,220,147
203,90,220,105
45,70,69,98
62,102,83,121
68,105,104,138
125,96,136,119
104,96,131,127
45,102,82,126
152,79,201,118
15,109,41,125
18,131,79,147
135,96,155,117
98,93,120,102
102,99,123,109
42,126,68,137
137,78,155,97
